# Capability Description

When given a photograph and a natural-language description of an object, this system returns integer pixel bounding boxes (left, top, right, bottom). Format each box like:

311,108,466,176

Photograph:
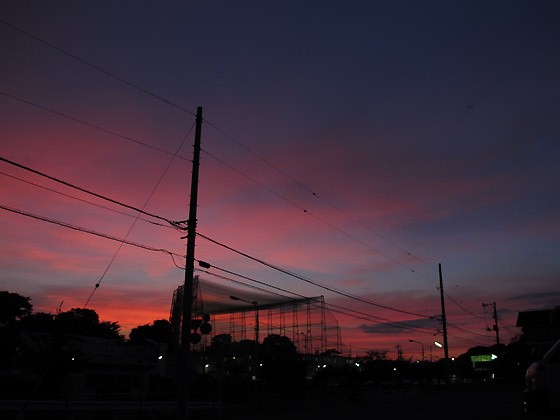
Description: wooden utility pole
483,301,500,346
438,263,450,361
178,106,203,420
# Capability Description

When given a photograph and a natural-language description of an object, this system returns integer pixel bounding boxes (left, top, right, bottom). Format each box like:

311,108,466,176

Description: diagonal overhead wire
0,155,183,228
0,19,196,118
84,121,195,306
0,17,433,287
0,170,172,229
196,262,437,334
196,232,434,319
0,203,183,260
0,91,192,161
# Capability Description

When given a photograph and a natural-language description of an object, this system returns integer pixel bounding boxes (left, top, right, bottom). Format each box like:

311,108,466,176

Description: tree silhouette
54,308,123,341
209,333,233,353
365,349,389,361
260,334,297,359
260,334,303,389
0,291,34,365
19,312,55,331
129,319,173,345
0,291,32,327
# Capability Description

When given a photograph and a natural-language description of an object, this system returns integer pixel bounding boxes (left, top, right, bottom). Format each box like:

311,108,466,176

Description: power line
0,200,453,345
2,17,490,349
198,261,425,333
83,121,195,307
4,143,434,335
444,291,488,321
0,91,192,162
0,155,184,229
0,170,172,229
204,129,428,267
204,258,493,345
0,203,184,261
201,149,308,213
0,161,468,342
446,321,492,340
197,263,437,335
202,148,433,282
0,17,435,289
197,231,433,319
446,332,489,347
0,19,197,118
206,261,487,344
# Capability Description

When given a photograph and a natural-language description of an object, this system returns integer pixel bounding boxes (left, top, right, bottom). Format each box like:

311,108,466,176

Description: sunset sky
1,1,559,358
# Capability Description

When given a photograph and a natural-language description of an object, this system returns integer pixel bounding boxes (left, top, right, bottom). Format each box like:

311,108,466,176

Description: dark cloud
359,317,438,335
507,291,560,302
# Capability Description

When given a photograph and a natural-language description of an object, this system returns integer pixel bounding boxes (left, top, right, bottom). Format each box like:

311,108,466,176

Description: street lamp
431,341,443,362
409,339,425,361
229,295,259,343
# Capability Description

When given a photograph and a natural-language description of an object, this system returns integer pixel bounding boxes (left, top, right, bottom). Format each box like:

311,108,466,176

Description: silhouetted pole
254,303,259,343
409,339,425,361
178,106,203,420
438,264,449,371
483,301,500,346
395,343,403,361
229,295,259,342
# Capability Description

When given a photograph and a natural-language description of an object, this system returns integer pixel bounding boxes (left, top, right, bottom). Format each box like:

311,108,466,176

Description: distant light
393,368,397,371
158,355,163,360
434,341,443,348
323,364,327,368
451,357,455,361
71,357,75,361
491,354,498,360
205,364,210,368
355,362,360,367
259,363,263,367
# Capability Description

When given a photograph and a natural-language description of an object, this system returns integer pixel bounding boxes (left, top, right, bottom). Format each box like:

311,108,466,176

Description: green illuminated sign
470,354,497,362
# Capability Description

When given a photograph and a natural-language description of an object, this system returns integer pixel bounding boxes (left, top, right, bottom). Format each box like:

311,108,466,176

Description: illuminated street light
430,341,443,362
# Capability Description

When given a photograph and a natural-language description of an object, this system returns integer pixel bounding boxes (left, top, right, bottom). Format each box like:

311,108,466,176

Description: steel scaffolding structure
170,280,342,355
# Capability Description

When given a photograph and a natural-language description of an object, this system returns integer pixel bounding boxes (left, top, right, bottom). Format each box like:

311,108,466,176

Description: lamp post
408,339,425,361
300,330,310,354
229,295,259,343
430,344,437,362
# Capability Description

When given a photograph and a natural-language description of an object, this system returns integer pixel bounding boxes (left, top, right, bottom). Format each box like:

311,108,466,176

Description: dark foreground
228,382,553,420
2,381,558,420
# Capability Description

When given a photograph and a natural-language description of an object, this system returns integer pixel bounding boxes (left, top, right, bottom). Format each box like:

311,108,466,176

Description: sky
1,0,560,359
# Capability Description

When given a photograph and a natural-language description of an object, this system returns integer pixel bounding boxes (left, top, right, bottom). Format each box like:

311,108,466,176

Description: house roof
516,310,552,328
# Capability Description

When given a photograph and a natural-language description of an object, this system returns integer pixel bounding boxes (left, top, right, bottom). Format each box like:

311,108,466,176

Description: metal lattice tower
170,281,343,354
